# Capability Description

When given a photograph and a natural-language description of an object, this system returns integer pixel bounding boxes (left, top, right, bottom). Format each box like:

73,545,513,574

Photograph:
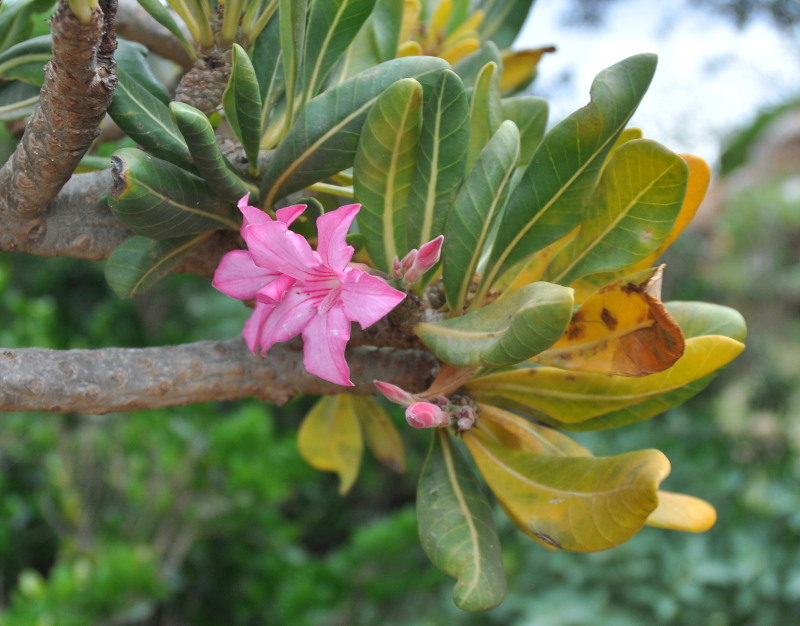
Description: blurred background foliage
2,3,800,626
2,97,800,624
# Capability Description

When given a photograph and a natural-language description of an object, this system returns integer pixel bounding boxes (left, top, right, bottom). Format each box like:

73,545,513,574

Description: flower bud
404,235,444,284
405,402,448,428
373,380,416,406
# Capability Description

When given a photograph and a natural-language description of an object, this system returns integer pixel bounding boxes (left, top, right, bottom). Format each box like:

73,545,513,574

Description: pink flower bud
405,402,448,428
373,380,416,407
400,249,417,271
391,256,404,279
403,235,444,284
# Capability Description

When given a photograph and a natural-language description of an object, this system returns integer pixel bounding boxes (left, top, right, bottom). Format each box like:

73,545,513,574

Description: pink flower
214,197,406,387
391,235,445,286
373,380,417,406
405,402,449,428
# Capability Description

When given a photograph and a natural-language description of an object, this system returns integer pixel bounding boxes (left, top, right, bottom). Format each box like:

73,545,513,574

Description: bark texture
0,0,118,246
0,340,438,414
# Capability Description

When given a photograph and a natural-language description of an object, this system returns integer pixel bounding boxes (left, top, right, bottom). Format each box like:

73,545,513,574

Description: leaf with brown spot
533,266,684,376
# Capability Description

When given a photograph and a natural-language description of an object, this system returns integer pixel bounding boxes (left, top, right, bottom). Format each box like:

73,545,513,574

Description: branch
0,0,118,246
116,0,194,69
0,339,438,414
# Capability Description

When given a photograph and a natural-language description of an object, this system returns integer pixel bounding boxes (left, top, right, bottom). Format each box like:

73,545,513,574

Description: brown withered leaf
533,266,684,376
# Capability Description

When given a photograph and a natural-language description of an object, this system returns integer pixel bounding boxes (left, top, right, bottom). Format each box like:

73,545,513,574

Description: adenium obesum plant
213,196,405,386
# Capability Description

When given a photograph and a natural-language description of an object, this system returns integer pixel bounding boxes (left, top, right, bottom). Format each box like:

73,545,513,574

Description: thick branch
0,0,118,246
0,340,438,414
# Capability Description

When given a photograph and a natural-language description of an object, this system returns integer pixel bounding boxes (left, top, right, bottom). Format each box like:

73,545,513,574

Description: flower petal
276,204,306,225
316,204,359,272
238,194,273,231
302,305,353,386
341,269,406,328
242,301,277,354
244,221,318,280
257,287,317,349
256,273,296,302
213,250,281,300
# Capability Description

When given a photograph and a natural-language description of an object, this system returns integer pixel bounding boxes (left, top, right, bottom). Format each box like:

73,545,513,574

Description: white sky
517,0,800,165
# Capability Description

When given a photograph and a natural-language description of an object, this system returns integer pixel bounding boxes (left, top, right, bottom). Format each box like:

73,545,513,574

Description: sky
517,0,800,166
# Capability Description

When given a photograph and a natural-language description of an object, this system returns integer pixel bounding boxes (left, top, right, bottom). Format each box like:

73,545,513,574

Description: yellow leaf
477,404,591,457
463,425,670,552
352,396,406,474
499,46,556,93
465,335,745,425
399,0,422,44
441,8,484,47
534,266,685,376
439,37,480,64
297,395,363,495
569,154,710,303
398,40,423,57
425,0,452,51
500,227,579,294
646,491,717,532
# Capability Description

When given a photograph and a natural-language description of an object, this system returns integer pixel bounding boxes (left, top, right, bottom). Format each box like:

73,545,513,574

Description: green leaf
666,301,747,342
335,0,403,81
467,61,503,169
104,234,207,298
302,0,377,101
108,148,238,240
252,11,283,104
109,68,194,171
443,120,520,313
480,54,658,300
415,281,574,367
0,34,50,86
298,395,364,495
544,139,688,285
464,427,670,552
0,0,53,53
135,0,195,61
417,430,506,611
259,56,448,208
0,80,39,121
115,39,170,105
478,0,536,50
502,95,547,171
222,44,263,172
353,77,422,271
465,335,745,427
170,102,253,203
406,69,470,251
452,40,502,89
279,0,308,125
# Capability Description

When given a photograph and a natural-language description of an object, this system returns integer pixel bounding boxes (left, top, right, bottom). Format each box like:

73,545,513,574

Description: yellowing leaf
463,426,670,552
352,396,405,474
646,491,717,532
465,335,745,426
398,40,423,56
298,395,363,495
399,0,422,44
569,153,711,303
500,227,579,294
440,37,480,64
499,46,556,93
534,266,685,376
477,404,592,457
425,0,452,51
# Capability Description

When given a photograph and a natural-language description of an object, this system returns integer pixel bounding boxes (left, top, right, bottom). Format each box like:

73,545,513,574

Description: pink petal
244,221,318,281
238,195,273,231
302,305,353,386
316,204,359,272
242,301,277,354
276,204,306,225
257,287,318,349
340,269,406,329
213,250,281,300
256,273,296,302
